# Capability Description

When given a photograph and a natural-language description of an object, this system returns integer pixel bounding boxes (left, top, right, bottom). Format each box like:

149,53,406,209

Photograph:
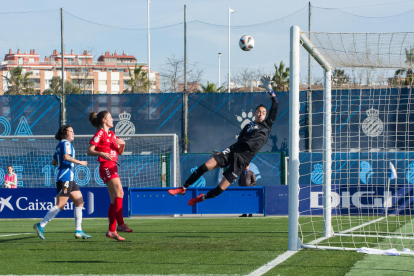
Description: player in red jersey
87,111,132,241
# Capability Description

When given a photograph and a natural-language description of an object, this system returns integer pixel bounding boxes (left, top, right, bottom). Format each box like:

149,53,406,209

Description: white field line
247,250,300,276
0,232,35,237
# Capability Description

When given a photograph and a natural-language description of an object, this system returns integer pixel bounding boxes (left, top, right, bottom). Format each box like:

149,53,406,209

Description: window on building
111,80,119,86
29,58,35,63
17,58,23,65
98,80,106,85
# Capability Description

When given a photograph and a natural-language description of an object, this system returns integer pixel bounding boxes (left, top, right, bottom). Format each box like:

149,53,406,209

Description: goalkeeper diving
169,76,279,205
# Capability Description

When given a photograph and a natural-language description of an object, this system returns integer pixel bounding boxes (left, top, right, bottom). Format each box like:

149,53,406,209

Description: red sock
108,203,117,232
114,197,124,226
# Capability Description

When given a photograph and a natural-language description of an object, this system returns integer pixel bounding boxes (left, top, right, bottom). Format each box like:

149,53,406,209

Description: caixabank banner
0,187,128,218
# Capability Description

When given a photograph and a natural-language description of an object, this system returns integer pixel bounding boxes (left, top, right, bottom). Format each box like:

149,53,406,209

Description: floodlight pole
60,8,66,126
183,5,188,153
228,7,236,93
218,53,221,87
147,0,151,93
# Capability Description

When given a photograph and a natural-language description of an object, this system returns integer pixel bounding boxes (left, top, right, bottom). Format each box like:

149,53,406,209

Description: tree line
2,58,291,95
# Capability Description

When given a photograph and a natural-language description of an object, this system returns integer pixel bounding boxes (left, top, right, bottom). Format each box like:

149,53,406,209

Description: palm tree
200,81,223,93
3,67,36,95
393,46,414,86
272,61,289,91
123,65,150,93
42,76,61,95
43,76,82,95
332,69,349,86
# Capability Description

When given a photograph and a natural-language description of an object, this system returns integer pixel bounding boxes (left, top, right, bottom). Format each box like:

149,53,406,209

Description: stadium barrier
0,187,128,218
129,187,264,215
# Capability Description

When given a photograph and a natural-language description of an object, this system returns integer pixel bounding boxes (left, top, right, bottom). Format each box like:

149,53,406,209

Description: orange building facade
0,49,159,95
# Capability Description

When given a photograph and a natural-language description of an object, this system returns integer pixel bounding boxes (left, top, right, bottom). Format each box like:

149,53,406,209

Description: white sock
40,206,60,227
74,207,83,231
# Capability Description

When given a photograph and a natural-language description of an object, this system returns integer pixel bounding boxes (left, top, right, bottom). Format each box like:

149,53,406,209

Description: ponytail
89,111,109,130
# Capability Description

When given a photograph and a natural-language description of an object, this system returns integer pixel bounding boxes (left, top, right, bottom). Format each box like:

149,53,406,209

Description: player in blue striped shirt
33,125,91,240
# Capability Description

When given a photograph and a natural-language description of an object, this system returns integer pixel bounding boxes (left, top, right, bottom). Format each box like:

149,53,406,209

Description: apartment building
0,49,159,95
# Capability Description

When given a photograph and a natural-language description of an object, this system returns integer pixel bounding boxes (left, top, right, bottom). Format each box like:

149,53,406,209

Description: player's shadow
0,235,36,243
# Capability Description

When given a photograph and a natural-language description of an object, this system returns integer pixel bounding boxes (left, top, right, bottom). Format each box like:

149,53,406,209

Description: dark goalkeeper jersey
232,96,279,161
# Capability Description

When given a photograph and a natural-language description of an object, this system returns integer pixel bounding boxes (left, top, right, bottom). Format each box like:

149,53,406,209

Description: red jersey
89,129,119,163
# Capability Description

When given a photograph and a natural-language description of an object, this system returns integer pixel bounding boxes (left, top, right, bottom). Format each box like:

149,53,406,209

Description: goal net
0,134,180,188
288,26,414,252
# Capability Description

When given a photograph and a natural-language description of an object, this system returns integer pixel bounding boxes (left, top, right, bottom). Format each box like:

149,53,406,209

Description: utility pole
183,5,188,153
60,8,66,126
147,0,151,93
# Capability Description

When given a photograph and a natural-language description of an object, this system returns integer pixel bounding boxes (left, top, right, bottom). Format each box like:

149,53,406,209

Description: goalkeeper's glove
259,75,276,96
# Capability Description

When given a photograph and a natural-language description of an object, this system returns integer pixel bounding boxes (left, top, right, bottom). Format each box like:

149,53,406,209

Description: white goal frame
288,26,414,252
288,25,333,251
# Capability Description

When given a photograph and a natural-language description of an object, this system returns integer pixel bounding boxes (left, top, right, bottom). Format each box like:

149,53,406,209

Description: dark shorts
213,147,250,184
56,180,80,197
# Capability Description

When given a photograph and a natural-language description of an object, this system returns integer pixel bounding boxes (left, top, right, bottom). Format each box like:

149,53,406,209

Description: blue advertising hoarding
0,95,60,136
0,187,128,218
265,184,414,216
130,187,264,215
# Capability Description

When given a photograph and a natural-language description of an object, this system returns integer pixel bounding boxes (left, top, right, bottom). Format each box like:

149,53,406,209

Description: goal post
289,25,414,252
0,134,180,189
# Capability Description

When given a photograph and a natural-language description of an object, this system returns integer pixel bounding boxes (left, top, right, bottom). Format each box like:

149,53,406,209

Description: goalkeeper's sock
204,185,224,200
108,204,117,232
74,207,83,231
40,205,60,227
183,164,208,188
114,197,124,226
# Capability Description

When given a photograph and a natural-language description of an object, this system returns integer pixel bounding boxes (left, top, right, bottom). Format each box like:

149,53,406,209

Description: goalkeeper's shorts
213,148,250,184
99,161,119,183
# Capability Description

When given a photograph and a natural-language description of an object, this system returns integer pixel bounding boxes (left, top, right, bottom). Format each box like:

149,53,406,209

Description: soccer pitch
0,217,412,276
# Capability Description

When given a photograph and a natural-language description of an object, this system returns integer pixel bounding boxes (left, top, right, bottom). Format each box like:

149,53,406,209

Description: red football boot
188,194,205,206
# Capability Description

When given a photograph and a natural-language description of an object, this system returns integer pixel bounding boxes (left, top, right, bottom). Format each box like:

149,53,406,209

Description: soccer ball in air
239,35,254,51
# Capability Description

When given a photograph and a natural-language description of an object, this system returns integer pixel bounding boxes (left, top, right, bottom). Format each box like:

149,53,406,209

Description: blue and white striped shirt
53,139,75,182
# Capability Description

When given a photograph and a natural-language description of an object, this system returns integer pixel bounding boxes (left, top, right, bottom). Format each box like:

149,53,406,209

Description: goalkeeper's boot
106,231,125,241
117,223,133,233
188,194,205,206
75,230,92,239
168,186,186,196
33,223,45,240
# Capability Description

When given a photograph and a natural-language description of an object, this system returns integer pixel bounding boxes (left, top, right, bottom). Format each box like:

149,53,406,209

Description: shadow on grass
0,236,36,243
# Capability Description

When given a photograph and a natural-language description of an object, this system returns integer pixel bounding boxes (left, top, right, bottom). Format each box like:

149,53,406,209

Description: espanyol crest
406,162,414,184
115,112,135,140
311,163,323,185
362,109,383,137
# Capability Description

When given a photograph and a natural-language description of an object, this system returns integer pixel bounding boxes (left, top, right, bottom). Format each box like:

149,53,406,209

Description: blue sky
3,0,414,86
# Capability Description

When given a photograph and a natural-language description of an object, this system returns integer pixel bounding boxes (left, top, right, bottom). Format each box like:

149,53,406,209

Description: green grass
0,217,407,275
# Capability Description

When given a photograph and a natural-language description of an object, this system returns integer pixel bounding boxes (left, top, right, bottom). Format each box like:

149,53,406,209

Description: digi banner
180,152,282,187
266,184,414,216
0,187,128,218
0,95,61,136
